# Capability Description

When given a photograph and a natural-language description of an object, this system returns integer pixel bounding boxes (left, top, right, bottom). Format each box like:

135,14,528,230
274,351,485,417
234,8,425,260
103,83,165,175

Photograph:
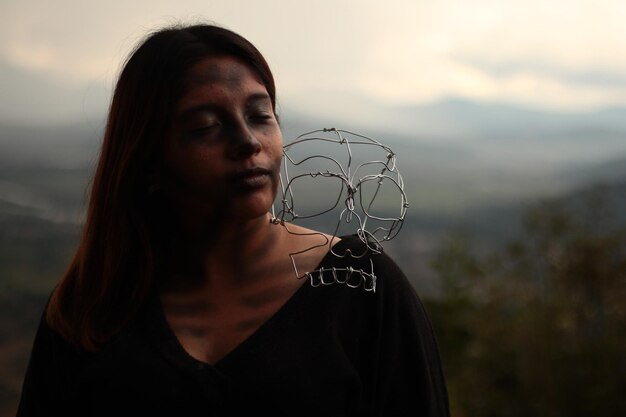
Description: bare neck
160,212,284,291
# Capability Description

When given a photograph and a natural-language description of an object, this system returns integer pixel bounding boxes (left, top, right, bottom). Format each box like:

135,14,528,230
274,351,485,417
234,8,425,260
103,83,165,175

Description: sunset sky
2,0,626,125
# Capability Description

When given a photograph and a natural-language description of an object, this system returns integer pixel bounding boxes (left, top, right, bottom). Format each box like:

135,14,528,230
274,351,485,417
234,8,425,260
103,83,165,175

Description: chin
229,193,274,221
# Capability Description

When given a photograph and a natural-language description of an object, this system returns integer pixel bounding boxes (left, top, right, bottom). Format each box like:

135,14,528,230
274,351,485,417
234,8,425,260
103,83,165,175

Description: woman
17,23,449,416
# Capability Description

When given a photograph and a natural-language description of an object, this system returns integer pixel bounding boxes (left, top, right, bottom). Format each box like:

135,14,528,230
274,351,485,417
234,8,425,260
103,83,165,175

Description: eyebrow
245,93,273,109
176,93,272,119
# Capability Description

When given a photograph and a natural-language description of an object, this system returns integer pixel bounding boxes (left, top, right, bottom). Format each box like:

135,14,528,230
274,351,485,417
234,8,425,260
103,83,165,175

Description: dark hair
46,23,278,351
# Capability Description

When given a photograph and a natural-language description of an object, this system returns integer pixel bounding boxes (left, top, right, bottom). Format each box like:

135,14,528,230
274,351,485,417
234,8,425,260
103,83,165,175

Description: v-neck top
17,235,450,417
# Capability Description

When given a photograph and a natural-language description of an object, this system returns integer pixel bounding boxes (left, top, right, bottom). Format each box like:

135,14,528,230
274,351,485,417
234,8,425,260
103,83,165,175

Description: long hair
46,23,277,351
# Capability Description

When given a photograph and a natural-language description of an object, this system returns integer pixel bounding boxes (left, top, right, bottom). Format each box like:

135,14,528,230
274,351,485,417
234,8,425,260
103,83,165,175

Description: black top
17,235,449,416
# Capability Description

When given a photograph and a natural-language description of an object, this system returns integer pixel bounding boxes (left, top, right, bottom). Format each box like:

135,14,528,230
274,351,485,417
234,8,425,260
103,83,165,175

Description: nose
226,123,261,160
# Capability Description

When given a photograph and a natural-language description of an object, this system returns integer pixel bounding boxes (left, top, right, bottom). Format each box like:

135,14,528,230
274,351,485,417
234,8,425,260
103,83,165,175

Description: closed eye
248,112,273,123
186,122,220,138
246,95,275,124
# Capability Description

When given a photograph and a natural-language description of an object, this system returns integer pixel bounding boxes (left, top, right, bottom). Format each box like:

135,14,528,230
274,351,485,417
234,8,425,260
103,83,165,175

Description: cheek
266,132,284,162
161,151,224,196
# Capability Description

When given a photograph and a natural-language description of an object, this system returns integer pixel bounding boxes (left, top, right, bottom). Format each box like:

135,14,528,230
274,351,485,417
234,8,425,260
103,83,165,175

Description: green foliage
427,185,626,417
0,206,80,294
0,209,80,416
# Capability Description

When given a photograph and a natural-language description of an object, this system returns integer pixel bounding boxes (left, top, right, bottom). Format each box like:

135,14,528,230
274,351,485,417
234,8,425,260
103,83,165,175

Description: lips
229,167,273,189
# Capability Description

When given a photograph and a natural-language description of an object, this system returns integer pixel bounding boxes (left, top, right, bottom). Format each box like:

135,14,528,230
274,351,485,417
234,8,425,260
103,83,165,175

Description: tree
427,185,626,417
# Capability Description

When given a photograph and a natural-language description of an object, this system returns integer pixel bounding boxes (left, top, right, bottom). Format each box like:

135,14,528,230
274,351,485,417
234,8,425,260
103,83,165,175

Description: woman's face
160,55,283,223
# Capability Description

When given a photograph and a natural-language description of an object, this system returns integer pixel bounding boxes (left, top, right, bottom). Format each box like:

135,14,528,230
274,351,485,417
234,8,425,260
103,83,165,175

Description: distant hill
2,97,626,223
283,96,626,174
388,98,626,138
0,126,624,415
3,96,626,417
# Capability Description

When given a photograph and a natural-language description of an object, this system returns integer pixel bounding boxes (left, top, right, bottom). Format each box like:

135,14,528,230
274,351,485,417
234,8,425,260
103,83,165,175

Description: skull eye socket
276,128,407,242
357,175,406,222
277,174,346,221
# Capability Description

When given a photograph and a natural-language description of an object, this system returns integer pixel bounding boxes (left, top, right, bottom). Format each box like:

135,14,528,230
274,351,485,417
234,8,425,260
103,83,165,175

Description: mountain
2,100,625,297
1,105,625,414
2,97,626,224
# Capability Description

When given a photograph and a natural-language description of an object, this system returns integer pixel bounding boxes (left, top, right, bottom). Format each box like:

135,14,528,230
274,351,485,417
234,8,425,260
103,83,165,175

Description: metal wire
271,128,409,292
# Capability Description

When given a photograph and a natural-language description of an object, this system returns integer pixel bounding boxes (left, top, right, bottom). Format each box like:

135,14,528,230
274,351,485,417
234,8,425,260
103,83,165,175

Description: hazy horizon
3,1,626,126
3,0,626,225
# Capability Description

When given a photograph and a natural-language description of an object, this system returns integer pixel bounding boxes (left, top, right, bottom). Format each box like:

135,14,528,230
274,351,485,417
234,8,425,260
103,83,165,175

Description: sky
2,0,626,125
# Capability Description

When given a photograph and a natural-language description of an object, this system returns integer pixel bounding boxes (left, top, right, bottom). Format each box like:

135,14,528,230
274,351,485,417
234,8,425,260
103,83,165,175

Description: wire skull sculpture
271,128,409,292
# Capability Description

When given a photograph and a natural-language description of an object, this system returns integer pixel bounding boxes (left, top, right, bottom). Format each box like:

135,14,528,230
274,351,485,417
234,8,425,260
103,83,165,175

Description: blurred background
1,0,625,415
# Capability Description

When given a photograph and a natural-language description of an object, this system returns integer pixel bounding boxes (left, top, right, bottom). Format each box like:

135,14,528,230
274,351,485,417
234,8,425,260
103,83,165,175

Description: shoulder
312,239,450,416
319,234,416,297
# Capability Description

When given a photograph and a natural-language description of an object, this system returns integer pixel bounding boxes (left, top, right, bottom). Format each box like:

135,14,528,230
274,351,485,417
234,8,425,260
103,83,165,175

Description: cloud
2,0,626,124
458,58,626,89
0,57,109,125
